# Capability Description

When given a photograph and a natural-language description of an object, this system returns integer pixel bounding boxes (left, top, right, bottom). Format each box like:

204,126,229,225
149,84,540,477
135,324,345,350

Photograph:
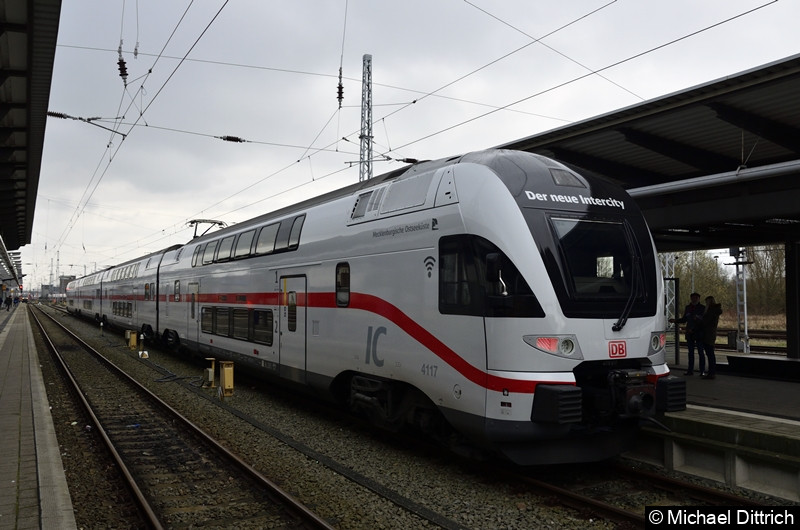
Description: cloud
23,0,800,289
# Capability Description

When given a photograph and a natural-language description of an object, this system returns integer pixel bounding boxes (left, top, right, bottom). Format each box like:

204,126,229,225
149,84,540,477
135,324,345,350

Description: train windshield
550,217,639,300
524,207,657,319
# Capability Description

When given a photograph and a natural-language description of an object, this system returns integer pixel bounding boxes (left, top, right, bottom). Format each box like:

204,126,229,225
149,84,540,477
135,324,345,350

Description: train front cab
440,152,686,464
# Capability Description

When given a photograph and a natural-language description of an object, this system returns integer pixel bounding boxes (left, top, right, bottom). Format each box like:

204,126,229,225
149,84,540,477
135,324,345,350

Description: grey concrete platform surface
629,358,800,502
0,304,76,530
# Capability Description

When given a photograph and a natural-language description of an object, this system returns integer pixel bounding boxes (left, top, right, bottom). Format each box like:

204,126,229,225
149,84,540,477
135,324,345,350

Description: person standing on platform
669,292,706,376
3,295,11,311
701,296,722,379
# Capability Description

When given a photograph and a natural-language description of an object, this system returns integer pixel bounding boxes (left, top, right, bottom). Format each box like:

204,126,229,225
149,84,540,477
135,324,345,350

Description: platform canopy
501,54,800,252
0,0,61,253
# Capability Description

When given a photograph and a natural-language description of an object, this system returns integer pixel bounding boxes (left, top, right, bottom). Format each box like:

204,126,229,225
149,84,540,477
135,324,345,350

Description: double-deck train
66,149,685,464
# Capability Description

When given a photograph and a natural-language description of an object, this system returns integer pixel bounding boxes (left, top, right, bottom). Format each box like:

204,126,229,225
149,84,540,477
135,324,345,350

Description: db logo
609,341,627,358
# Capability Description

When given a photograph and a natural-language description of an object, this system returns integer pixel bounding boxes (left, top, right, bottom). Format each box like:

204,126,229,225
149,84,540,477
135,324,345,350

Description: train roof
187,148,625,245
185,152,470,244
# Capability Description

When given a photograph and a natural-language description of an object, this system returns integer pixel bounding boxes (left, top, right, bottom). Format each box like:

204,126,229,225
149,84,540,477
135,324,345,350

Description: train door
187,282,199,345
278,275,307,384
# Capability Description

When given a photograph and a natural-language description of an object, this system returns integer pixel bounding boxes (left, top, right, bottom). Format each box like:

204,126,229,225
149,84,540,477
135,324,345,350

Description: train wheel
164,329,180,349
141,325,154,341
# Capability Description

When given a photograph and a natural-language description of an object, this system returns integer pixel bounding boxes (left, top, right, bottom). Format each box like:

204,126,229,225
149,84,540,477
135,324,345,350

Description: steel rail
32,305,335,530
30,307,163,529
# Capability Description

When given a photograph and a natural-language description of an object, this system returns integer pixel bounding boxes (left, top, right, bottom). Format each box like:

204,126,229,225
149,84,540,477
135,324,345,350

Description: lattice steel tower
359,54,373,182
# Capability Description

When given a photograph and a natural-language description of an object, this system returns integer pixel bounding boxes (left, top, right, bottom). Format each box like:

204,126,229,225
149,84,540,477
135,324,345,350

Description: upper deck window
234,229,256,258
255,224,279,255
216,235,235,262
192,244,205,267
203,241,218,265
288,215,305,250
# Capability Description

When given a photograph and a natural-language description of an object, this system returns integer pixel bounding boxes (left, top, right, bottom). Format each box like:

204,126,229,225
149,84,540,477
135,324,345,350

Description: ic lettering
365,326,386,367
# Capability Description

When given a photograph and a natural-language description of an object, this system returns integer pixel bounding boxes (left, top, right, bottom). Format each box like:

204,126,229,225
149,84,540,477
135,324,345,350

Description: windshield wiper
612,255,640,331
612,225,642,331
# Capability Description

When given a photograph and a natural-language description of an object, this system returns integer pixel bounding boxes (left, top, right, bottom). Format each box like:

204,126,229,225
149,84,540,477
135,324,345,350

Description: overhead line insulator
337,66,344,108
117,58,128,85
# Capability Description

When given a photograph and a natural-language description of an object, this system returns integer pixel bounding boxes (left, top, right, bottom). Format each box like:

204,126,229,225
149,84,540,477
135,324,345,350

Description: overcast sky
21,0,800,290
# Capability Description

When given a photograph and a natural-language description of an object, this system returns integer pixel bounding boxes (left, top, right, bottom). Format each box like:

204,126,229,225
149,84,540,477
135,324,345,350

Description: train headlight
524,335,583,359
648,332,666,356
560,338,575,356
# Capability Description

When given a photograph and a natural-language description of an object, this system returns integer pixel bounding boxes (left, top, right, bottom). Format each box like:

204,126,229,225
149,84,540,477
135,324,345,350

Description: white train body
67,149,685,464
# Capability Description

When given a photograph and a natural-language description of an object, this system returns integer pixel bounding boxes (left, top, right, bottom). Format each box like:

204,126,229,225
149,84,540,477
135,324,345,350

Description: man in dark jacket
701,296,723,379
670,292,705,375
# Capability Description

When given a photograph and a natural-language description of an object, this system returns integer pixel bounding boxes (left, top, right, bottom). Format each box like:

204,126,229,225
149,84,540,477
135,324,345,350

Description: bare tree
671,250,734,315
744,245,785,315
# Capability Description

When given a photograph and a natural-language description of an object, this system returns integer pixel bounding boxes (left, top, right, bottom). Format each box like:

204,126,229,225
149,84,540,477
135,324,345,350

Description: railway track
503,461,766,528
31,305,333,529
38,304,780,529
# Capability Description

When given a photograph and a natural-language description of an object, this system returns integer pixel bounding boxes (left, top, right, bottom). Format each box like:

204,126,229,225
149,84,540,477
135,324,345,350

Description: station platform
629,354,800,503
0,304,76,529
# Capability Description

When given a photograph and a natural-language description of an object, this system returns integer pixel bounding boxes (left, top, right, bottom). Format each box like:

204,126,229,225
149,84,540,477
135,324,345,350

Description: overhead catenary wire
170,0,779,239
388,0,779,154
50,1,779,268
58,44,572,124
57,1,204,253
463,0,644,101
54,0,231,255
337,0,348,109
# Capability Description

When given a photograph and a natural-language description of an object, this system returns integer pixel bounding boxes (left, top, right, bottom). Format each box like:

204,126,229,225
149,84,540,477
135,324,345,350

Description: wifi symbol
423,256,436,278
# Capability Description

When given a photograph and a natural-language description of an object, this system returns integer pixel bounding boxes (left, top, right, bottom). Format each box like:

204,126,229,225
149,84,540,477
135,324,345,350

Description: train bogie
67,149,685,466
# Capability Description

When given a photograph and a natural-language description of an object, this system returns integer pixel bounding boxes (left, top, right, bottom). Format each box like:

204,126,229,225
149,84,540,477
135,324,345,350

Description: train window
351,191,372,219
192,244,205,267
274,220,293,252
203,241,218,265
550,218,637,300
287,291,297,332
216,235,235,262
439,235,544,318
189,282,198,320
150,283,155,301
232,309,249,340
215,307,231,337
234,229,256,259
288,215,305,250
549,167,586,188
175,248,184,261
382,171,435,213
439,237,479,315
253,310,273,346
201,307,213,333
255,224,279,255
144,283,150,301
174,281,181,302
336,263,350,307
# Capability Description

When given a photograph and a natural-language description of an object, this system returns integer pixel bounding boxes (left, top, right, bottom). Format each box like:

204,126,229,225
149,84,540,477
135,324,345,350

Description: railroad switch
203,358,216,388
125,330,137,350
219,361,234,398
